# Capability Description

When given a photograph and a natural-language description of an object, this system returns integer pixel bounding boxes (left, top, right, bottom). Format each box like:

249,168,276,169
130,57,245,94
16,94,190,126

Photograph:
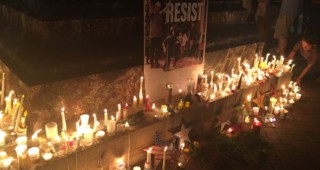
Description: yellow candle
0,130,6,147
45,122,58,140
107,116,116,136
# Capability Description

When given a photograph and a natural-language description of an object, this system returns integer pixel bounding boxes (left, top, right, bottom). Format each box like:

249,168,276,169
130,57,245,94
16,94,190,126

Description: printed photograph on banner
144,0,208,72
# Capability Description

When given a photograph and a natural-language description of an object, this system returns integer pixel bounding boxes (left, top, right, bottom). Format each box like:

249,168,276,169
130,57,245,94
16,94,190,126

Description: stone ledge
24,72,292,170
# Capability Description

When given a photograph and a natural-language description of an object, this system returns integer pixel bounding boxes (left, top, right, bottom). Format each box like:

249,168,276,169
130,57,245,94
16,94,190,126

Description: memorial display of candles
0,56,300,170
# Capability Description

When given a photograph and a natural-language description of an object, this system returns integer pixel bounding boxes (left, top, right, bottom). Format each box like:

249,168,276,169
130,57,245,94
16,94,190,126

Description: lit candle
116,112,120,122
83,127,93,146
104,109,108,127
2,157,13,168
295,93,301,101
252,107,259,116
247,95,252,110
0,130,6,147
274,106,280,115
123,103,129,119
27,147,40,161
146,95,152,112
5,96,12,115
16,136,27,145
139,77,144,107
132,96,137,111
95,130,105,139
162,146,168,170
133,166,141,170
147,147,152,164
269,97,277,114
42,152,53,161
107,116,116,136
1,73,4,105
61,107,67,132
117,104,122,120
45,122,58,140
280,109,288,119
15,144,27,159
252,118,262,136
244,116,250,123
80,114,90,127
151,103,156,111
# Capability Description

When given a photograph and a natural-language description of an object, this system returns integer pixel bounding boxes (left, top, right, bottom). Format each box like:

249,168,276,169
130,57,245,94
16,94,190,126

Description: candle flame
111,116,115,121
61,107,65,112
148,147,152,153
104,109,107,113
125,121,130,128
133,96,137,101
247,95,252,102
164,146,168,152
178,89,182,93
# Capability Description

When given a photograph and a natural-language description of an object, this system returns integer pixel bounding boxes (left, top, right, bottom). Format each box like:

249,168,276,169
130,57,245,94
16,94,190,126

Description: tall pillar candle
162,146,167,170
1,73,4,105
104,109,108,127
61,107,67,132
139,76,144,108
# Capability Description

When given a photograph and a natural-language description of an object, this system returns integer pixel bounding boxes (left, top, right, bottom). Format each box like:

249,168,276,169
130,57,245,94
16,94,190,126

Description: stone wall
0,61,144,135
205,42,264,74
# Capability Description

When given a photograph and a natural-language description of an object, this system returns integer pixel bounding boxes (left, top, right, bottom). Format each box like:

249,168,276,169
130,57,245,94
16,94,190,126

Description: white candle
15,144,27,159
210,71,214,84
80,114,90,127
27,147,40,161
61,107,67,132
45,122,58,140
151,103,156,111
1,73,5,105
95,130,105,139
5,96,12,115
83,127,93,146
133,166,141,170
118,103,122,119
147,147,152,163
295,93,301,100
2,157,13,168
16,136,27,145
42,152,53,161
107,116,116,136
139,77,144,107
274,106,280,115
162,146,167,170
104,109,108,127
0,130,6,147
252,107,259,116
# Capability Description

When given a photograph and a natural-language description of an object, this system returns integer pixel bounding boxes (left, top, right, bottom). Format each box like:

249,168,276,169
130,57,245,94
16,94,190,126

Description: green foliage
189,130,269,169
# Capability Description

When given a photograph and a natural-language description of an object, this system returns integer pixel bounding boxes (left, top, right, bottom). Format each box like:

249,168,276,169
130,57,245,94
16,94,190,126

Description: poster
144,0,208,101
144,0,208,71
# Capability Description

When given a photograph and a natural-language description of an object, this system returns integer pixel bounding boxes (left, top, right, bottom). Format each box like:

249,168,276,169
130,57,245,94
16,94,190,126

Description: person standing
148,0,170,68
273,0,304,55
